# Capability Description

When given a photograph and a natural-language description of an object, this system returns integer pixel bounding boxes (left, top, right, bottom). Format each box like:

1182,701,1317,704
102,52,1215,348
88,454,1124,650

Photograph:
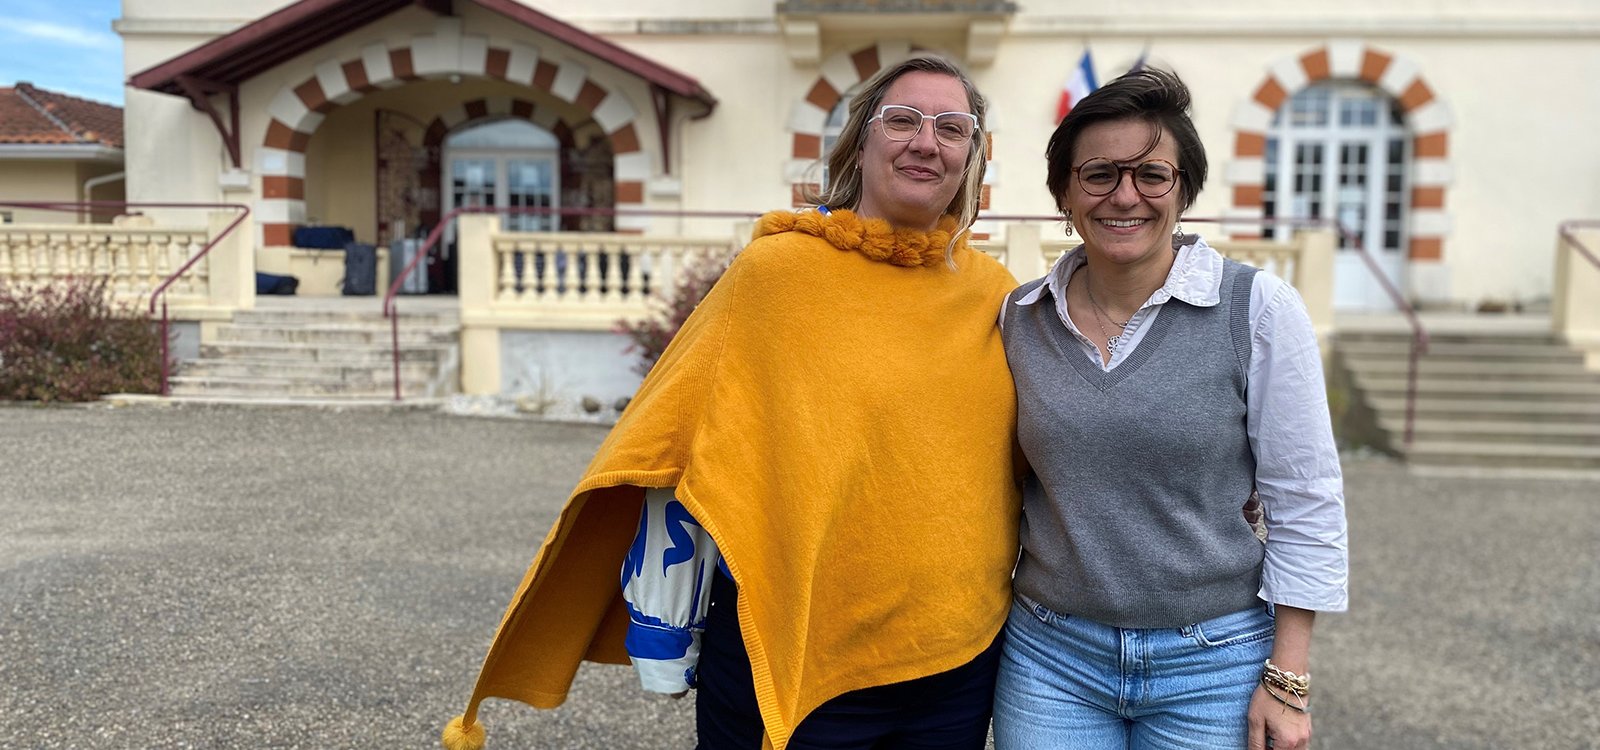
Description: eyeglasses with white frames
869,105,980,148
1071,157,1185,199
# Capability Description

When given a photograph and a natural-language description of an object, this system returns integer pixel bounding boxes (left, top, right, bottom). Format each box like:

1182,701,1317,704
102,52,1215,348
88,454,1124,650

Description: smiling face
854,71,974,231
1059,118,1182,270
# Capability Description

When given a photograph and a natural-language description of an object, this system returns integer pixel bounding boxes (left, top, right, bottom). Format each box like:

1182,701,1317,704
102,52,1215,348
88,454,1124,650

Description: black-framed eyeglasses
869,105,980,148
1071,157,1184,198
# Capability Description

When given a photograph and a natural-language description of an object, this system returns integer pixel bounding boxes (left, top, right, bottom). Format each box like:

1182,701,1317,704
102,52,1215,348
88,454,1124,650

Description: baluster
66,232,85,279
175,235,195,296
498,241,518,301
551,243,569,300
597,242,619,304
582,244,601,305
529,240,548,300
154,231,176,294
51,233,72,285
193,235,211,299
25,232,46,285
134,233,153,295
0,232,12,285
109,235,130,294
624,243,646,303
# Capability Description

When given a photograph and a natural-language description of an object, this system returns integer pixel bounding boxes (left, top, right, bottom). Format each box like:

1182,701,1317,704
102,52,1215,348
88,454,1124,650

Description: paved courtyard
1,405,1596,749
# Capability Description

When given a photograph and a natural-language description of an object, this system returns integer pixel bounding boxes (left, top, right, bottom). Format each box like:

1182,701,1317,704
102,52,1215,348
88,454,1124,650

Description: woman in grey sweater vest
991,69,1348,750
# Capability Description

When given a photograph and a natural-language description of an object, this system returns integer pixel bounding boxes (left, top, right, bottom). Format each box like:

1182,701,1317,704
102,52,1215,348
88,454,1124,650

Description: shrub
616,251,730,377
0,278,166,402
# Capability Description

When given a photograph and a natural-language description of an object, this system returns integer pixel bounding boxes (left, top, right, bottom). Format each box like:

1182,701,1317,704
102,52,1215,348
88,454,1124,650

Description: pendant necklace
1084,272,1131,354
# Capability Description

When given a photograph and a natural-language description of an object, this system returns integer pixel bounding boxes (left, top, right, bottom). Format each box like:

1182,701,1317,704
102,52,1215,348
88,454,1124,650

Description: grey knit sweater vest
1003,259,1262,629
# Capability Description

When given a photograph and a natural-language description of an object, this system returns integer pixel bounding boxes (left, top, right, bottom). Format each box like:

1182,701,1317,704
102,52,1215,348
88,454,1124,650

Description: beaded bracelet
1262,659,1311,696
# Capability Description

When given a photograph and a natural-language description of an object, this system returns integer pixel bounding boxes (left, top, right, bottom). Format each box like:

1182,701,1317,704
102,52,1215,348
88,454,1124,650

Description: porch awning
128,0,716,111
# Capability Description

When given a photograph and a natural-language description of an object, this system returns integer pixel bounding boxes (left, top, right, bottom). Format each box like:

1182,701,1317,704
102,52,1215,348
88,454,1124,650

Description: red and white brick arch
416,97,597,230
785,40,1000,238
256,19,648,247
1225,41,1453,269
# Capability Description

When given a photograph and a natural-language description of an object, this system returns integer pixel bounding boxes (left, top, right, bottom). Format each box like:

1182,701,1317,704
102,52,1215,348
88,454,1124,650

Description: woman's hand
1247,683,1310,749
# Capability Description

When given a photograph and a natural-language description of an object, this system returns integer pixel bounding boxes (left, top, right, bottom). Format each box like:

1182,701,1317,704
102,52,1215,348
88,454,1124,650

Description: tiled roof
0,83,123,148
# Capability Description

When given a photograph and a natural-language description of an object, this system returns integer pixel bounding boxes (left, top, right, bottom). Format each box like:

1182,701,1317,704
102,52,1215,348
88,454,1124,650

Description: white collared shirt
1011,238,1349,613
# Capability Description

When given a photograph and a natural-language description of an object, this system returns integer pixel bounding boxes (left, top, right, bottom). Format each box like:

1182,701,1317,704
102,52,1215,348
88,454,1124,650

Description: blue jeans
992,594,1274,750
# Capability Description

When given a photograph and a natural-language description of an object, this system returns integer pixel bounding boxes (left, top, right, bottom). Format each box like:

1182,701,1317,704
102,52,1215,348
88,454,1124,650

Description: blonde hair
804,55,989,263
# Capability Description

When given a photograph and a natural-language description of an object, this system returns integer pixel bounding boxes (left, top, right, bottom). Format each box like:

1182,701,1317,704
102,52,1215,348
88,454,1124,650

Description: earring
1064,212,1074,237
1173,221,1184,238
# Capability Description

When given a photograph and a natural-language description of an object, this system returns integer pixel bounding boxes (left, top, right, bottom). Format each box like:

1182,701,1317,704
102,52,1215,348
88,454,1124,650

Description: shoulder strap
1227,261,1261,382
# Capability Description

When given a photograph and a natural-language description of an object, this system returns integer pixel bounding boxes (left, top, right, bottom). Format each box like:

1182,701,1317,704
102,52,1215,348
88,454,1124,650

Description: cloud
0,19,118,49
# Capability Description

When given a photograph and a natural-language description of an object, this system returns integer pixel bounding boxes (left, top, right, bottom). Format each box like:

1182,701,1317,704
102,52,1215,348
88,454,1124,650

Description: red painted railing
1559,220,1600,271
0,200,251,396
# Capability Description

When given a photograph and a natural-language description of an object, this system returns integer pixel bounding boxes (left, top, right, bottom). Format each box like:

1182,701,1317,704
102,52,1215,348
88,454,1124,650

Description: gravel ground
1,404,1595,749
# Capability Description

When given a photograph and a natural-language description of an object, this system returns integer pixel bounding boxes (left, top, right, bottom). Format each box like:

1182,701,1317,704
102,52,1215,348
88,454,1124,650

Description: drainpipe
82,171,125,223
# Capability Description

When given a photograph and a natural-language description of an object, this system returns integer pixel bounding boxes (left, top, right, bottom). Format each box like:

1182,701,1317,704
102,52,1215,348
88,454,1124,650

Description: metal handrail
1329,222,1429,448
1558,220,1600,271
979,213,1430,448
0,200,251,396
382,206,763,401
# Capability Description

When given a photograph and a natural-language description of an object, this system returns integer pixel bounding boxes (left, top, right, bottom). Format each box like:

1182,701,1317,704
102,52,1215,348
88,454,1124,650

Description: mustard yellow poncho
445,209,1022,750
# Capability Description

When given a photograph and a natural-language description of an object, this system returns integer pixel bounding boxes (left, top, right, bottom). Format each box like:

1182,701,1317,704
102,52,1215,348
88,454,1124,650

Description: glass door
1264,83,1409,310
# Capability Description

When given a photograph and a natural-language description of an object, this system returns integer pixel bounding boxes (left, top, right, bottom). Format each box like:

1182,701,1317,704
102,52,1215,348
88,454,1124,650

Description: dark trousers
695,570,1002,750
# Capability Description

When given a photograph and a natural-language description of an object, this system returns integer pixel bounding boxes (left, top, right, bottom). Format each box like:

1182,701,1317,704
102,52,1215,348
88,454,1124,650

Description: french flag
1056,50,1098,123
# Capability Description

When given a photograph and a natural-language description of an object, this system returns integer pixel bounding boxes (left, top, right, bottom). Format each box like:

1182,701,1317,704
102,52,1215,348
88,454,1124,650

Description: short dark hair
1044,68,1207,214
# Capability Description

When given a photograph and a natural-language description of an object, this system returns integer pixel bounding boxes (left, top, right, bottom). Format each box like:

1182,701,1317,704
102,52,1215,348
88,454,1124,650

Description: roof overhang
128,0,716,112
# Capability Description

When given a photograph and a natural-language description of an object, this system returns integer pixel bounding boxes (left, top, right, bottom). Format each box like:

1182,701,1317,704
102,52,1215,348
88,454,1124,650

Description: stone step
1339,358,1599,381
1384,418,1600,445
1335,340,1584,362
168,375,439,399
1336,330,1563,347
1352,374,1600,401
215,324,457,346
1365,397,1600,423
176,358,439,382
234,309,459,327
198,341,454,365
1402,440,1600,469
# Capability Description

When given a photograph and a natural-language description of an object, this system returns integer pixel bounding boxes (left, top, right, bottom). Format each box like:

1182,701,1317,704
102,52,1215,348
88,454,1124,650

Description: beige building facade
113,0,1600,312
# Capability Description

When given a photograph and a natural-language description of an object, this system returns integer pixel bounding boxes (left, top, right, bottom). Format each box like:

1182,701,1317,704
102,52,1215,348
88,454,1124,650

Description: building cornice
0,144,123,162
558,14,1600,40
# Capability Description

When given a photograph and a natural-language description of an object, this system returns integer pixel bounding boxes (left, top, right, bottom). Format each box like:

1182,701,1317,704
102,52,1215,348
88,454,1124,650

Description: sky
0,0,125,104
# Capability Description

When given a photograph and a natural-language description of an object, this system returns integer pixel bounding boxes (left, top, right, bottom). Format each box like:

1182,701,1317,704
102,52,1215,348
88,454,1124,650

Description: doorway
1264,83,1410,310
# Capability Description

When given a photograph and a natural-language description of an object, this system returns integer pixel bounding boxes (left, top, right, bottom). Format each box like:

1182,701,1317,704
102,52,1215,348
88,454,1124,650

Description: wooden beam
175,75,242,169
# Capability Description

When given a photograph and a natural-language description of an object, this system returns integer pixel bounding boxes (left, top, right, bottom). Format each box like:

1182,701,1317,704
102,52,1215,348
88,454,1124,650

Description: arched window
1264,82,1410,309
445,119,562,233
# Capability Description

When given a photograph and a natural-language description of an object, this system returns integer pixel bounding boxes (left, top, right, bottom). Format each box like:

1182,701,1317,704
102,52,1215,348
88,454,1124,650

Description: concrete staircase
169,301,460,402
1333,326,1600,470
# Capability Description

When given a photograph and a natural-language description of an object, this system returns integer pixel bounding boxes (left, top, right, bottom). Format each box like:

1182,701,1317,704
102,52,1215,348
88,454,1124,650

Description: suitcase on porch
292,225,355,249
341,242,377,296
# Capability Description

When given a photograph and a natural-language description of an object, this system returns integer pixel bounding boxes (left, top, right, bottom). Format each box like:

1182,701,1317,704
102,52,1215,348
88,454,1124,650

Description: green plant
616,251,729,377
0,278,166,402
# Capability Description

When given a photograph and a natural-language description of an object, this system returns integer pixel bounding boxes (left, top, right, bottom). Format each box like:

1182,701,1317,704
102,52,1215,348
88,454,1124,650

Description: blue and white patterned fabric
620,487,725,693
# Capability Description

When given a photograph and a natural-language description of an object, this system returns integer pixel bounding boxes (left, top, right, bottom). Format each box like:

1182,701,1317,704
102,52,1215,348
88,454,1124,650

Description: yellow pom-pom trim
441,715,486,750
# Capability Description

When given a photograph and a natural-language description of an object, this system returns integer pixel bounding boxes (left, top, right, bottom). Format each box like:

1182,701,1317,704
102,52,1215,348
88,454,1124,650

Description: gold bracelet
1260,680,1310,714
1262,659,1310,695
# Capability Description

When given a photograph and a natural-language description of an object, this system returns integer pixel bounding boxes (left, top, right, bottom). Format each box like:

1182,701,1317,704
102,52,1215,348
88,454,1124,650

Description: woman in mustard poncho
444,55,1022,750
